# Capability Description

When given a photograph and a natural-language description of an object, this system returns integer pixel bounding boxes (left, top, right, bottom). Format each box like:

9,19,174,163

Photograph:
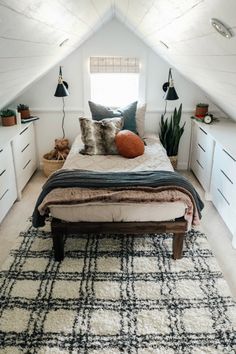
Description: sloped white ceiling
1,0,236,118
0,0,114,108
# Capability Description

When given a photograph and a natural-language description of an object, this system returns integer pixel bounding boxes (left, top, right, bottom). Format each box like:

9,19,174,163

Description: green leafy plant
196,103,208,107
159,104,185,156
17,104,29,111
0,109,16,117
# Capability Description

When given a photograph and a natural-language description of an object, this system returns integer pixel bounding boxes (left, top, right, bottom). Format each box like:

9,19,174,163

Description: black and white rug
0,223,236,353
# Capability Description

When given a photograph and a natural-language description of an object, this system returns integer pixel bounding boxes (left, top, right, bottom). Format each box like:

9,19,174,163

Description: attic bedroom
0,1,236,352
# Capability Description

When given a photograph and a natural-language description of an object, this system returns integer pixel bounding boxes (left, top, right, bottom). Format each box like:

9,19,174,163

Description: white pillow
136,103,147,138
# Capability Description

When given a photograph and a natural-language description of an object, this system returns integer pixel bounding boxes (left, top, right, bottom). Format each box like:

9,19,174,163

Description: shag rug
0,223,236,354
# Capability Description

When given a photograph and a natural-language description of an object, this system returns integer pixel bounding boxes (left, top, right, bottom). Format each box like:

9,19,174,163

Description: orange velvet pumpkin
115,130,145,158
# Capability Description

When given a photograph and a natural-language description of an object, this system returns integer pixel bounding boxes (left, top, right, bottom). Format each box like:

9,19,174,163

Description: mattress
49,134,187,222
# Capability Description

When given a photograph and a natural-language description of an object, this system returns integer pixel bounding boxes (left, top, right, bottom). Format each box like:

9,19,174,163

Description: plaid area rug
0,223,236,353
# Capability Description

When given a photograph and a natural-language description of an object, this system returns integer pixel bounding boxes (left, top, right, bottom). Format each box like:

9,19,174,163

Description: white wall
11,19,223,169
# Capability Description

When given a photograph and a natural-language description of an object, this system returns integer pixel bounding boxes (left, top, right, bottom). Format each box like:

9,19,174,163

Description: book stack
21,116,39,123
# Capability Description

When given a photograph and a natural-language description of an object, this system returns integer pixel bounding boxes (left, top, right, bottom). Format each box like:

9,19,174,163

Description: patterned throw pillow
79,117,123,155
88,101,138,133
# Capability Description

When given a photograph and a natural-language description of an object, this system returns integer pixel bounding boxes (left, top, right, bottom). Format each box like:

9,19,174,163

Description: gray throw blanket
32,169,204,227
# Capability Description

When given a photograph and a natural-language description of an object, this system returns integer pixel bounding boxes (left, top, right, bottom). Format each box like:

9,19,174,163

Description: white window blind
90,56,140,73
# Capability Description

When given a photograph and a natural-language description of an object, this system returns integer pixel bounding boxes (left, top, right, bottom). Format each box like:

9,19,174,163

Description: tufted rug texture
0,223,236,353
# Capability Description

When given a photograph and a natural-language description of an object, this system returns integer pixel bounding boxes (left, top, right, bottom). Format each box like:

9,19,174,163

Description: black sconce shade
54,66,69,97
163,69,179,101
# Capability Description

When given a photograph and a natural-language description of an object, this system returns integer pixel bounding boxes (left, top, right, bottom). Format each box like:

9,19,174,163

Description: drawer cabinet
211,143,236,236
190,118,236,248
190,123,214,192
12,123,37,193
0,122,38,224
0,143,17,223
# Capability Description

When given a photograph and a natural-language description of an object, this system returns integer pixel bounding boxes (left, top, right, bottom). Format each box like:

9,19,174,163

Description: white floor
0,170,236,299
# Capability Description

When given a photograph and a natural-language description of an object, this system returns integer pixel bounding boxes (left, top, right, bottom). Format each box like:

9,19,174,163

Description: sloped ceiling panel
115,0,236,118
0,0,113,108
1,0,236,119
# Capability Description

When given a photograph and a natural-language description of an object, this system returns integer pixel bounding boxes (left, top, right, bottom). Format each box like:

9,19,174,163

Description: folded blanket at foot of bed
32,169,204,228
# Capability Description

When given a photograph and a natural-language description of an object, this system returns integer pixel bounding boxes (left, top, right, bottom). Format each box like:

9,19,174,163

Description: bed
33,134,203,261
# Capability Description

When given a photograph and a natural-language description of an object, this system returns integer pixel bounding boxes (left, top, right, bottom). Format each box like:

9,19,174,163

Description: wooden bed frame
51,217,188,261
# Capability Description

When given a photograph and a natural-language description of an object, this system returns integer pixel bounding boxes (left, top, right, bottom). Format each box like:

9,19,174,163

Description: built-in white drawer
0,144,11,196
214,144,236,186
196,125,209,153
194,142,208,169
211,183,236,235
214,170,236,208
18,157,36,192
190,123,214,192
12,123,37,192
14,124,33,152
0,142,17,223
191,157,207,190
0,186,17,223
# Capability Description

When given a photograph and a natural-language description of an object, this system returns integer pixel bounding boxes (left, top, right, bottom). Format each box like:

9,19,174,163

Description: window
90,57,140,107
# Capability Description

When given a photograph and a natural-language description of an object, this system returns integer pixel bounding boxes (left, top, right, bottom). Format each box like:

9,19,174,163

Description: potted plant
0,109,17,126
17,104,30,119
195,103,208,118
159,104,185,169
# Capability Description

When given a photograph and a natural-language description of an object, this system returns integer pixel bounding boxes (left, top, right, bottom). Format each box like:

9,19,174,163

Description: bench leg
51,219,65,261
173,232,185,260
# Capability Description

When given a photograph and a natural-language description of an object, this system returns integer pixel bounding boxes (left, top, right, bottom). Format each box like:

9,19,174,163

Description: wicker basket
169,155,178,170
42,153,65,177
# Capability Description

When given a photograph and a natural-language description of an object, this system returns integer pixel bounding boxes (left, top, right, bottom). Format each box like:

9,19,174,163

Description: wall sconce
54,66,69,139
162,68,179,116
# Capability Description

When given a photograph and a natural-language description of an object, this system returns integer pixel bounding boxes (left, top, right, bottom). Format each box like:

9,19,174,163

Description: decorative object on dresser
190,118,236,248
0,109,16,126
159,104,185,169
43,139,70,177
17,103,30,119
195,103,209,119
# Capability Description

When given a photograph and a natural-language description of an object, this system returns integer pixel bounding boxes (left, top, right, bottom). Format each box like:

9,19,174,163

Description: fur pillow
79,117,123,155
115,130,145,158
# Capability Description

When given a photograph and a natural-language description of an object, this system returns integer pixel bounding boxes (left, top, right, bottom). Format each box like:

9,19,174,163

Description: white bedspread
50,134,187,223
63,134,173,173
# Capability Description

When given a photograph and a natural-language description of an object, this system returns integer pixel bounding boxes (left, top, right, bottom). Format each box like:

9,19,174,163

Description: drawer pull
20,126,29,135
220,169,233,185
222,149,236,162
0,149,3,153
200,127,207,135
23,159,31,170
217,188,230,206
196,159,204,169
198,143,205,152
0,169,6,177
21,143,30,153
0,189,9,201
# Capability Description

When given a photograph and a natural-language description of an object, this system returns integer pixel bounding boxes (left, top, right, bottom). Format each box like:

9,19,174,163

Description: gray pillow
79,117,123,155
88,100,138,133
